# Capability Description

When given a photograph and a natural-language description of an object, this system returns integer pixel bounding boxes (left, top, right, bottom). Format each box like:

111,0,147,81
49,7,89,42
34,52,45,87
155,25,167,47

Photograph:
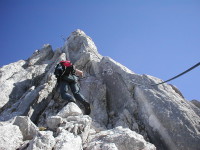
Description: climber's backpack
54,61,71,78
54,60,77,82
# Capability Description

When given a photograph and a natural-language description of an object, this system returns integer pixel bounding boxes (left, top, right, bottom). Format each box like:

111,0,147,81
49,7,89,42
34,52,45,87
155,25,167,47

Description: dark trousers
59,79,86,104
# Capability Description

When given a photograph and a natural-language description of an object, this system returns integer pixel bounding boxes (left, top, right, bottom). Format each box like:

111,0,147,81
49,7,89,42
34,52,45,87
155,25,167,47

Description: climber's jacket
54,60,78,83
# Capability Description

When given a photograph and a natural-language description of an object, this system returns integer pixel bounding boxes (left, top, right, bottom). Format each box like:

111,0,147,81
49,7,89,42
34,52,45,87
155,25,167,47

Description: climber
54,60,91,115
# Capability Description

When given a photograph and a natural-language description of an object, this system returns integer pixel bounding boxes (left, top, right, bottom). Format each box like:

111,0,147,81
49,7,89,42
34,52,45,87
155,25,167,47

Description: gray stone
0,123,23,150
86,126,156,150
59,115,92,143
57,102,83,118
54,128,82,150
0,60,29,110
134,76,200,150
46,116,63,130
13,116,39,140
79,77,108,127
27,131,55,150
63,29,101,64
191,99,200,109
27,44,54,66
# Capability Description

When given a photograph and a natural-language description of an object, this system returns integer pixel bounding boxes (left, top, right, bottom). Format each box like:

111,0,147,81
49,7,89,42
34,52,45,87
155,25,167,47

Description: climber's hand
75,69,83,77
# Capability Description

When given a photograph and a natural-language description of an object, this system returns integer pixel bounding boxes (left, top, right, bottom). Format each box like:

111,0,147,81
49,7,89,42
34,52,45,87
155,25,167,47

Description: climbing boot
83,101,91,115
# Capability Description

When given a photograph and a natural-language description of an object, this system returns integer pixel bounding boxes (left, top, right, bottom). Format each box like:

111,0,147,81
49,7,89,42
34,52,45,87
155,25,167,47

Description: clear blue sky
0,0,199,100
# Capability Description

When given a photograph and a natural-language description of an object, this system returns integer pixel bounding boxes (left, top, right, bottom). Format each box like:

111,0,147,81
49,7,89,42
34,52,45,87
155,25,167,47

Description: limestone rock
0,60,26,82
26,131,55,150
99,56,138,115
46,116,63,130
80,77,108,127
59,115,92,143
191,99,200,109
64,29,101,64
134,76,200,150
0,47,63,123
86,126,156,150
54,128,82,150
169,84,184,98
187,100,200,117
13,116,39,140
27,44,54,66
57,102,83,118
0,60,28,109
0,123,23,150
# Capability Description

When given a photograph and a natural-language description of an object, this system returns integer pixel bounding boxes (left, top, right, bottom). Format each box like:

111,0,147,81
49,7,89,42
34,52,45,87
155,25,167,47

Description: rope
151,62,200,86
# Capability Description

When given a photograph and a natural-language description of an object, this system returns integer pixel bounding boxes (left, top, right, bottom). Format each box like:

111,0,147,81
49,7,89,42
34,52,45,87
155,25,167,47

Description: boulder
46,116,63,130
13,116,39,140
54,128,82,150
26,131,55,150
59,115,92,143
86,126,156,150
0,123,23,150
57,102,83,118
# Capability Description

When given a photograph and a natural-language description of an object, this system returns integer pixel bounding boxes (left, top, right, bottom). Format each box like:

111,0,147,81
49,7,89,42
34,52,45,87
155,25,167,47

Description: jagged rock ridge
0,29,199,150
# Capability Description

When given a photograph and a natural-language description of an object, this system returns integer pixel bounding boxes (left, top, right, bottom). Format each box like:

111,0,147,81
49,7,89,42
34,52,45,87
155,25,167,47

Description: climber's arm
75,69,83,77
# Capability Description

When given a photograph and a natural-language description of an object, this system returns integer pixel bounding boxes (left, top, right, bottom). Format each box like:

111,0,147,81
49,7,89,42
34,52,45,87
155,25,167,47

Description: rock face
191,100,200,108
0,29,199,150
13,116,39,140
0,123,23,150
86,126,156,150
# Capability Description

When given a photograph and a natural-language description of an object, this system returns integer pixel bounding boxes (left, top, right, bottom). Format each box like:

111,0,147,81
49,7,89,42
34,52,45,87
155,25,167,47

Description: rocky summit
0,29,199,150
